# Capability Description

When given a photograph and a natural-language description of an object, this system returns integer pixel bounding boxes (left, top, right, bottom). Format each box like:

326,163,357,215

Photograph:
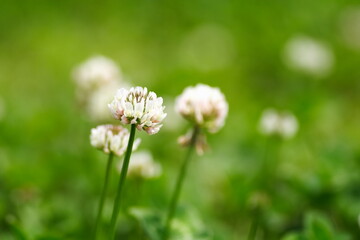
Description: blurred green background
1,0,360,239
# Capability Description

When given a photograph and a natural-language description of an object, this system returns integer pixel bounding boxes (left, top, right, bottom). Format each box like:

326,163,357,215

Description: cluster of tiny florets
175,84,228,133
90,125,141,156
108,87,167,135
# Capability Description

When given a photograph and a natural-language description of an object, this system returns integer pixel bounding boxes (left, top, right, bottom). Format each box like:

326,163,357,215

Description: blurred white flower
175,84,228,133
117,151,162,179
73,55,121,93
108,87,167,135
259,109,299,139
179,24,236,71
90,125,141,156
283,36,334,77
339,7,360,50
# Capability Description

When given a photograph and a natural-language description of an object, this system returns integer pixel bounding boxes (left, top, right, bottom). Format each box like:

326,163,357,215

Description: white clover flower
90,125,141,156
175,84,228,133
117,151,162,179
283,36,334,77
108,87,167,135
259,109,299,139
73,55,121,92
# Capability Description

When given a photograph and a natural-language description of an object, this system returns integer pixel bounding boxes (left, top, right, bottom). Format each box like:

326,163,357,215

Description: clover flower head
259,109,299,139
117,151,162,179
90,125,141,156
175,84,228,133
283,36,334,77
108,87,167,135
73,55,121,92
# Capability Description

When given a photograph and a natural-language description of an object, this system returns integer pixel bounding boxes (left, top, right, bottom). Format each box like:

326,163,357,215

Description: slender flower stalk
110,124,137,239
108,86,166,239
248,207,260,240
163,84,228,239
93,153,114,240
90,124,140,240
163,126,199,240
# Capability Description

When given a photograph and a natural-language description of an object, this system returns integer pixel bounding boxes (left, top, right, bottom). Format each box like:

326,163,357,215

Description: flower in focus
175,84,228,133
90,125,141,156
283,35,334,77
117,151,162,179
259,109,299,139
73,55,121,93
108,87,167,135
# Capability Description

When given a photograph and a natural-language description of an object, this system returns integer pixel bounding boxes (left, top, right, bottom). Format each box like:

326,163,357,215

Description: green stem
110,124,137,239
163,126,199,240
93,152,114,240
248,207,260,240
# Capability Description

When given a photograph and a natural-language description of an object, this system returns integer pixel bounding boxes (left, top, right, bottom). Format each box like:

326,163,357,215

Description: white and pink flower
108,87,167,135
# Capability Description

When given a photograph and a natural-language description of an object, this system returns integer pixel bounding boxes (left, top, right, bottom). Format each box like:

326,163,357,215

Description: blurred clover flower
73,55,131,122
175,84,228,155
175,84,228,133
163,84,228,240
259,109,299,139
283,36,334,77
73,55,121,93
117,151,162,179
90,125,141,156
108,86,167,135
